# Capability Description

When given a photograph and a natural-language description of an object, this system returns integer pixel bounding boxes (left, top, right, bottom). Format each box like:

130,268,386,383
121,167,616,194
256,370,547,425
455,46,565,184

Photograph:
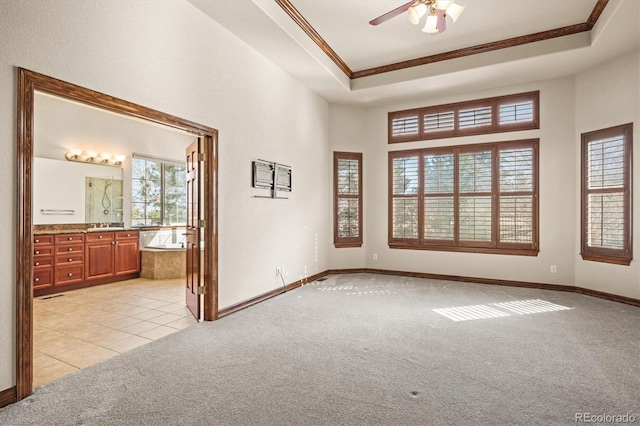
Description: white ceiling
190,0,639,105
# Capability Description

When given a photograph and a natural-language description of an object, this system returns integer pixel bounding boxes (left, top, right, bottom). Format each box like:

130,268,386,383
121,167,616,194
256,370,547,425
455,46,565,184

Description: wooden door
186,139,202,319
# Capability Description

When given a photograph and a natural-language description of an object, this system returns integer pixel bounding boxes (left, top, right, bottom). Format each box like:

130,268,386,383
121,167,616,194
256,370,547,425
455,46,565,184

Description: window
581,123,633,265
389,140,538,255
388,91,539,143
334,152,363,247
132,155,187,227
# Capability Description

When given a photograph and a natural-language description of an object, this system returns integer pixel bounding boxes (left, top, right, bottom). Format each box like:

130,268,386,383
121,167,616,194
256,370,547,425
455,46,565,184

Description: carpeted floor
1,273,638,425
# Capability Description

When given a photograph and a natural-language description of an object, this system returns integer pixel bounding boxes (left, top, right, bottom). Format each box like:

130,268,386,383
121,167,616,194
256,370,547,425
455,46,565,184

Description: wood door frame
16,68,219,400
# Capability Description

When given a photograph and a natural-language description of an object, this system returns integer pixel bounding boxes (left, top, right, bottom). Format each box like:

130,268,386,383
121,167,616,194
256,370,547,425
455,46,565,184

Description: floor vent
40,294,65,300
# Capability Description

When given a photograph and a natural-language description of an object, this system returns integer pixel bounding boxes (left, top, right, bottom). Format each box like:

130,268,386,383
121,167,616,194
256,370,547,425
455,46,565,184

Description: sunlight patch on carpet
433,299,572,321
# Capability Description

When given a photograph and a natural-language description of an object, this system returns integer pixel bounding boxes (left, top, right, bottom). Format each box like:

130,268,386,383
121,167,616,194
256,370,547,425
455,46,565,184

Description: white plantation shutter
499,146,535,244
499,100,534,124
458,106,492,129
581,124,632,264
334,153,362,247
391,115,419,138
458,150,493,242
391,155,419,240
423,111,455,133
424,153,454,240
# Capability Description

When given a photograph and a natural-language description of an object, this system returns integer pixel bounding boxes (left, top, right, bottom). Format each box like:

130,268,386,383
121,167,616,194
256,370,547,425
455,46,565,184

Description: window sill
580,253,631,266
389,242,538,257
334,242,363,248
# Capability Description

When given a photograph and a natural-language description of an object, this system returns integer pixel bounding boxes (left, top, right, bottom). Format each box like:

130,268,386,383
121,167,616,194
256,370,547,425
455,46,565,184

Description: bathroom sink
87,227,125,232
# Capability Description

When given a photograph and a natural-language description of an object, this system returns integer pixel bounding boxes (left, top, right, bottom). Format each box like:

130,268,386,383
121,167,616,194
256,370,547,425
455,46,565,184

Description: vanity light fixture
65,149,126,167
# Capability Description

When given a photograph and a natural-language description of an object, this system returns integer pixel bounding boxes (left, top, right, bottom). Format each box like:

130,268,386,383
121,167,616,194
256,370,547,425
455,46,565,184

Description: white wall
574,50,640,299
33,157,120,224
351,77,578,285
0,0,330,392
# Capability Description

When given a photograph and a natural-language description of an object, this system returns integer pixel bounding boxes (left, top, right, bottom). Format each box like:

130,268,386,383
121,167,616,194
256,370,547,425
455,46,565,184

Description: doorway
16,68,218,400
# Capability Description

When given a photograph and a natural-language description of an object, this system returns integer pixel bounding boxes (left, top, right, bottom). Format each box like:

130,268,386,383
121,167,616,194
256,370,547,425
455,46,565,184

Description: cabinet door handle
68,237,73,241
68,258,73,262
68,248,73,251
127,234,131,237
112,241,115,245
35,251,40,254
35,239,40,243
35,262,40,266
68,273,73,277
99,235,103,239
35,278,40,282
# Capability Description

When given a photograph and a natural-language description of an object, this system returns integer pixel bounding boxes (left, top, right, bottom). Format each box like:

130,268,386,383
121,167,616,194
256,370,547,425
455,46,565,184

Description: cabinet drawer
34,235,54,246
55,244,84,255
56,253,84,265
55,233,85,245
55,265,84,286
34,269,53,289
34,257,54,268
86,232,115,243
116,231,139,240
34,246,54,256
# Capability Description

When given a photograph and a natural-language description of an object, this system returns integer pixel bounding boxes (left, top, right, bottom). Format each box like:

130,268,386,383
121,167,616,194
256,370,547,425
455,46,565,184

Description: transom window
389,139,538,256
132,155,187,227
388,91,539,143
581,123,633,265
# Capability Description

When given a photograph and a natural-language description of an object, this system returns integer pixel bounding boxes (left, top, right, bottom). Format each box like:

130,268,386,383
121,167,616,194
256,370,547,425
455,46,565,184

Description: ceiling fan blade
436,9,446,33
369,1,415,26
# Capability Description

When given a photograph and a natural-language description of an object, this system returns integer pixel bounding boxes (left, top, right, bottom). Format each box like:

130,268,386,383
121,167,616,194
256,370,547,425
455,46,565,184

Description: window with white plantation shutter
389,140,538,255
388,91,539,143
499,101,534,124
390,114,419,139
459,150,493,242
581,124,632,265
423,111,455,134
391,154,420,240
458,106,492,130
334,152,363,247
499,143,536,245
424,152,454,240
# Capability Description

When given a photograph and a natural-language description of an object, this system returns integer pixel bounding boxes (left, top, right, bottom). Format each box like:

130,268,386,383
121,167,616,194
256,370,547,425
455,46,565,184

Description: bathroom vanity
33,229,140,297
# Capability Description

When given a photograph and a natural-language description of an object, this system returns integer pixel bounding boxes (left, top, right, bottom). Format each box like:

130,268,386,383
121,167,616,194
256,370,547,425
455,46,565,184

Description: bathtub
140,244,186,279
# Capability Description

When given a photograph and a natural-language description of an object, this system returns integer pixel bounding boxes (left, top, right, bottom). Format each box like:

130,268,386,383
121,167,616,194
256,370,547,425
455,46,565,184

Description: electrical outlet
373,253,378,260
550,265,557,273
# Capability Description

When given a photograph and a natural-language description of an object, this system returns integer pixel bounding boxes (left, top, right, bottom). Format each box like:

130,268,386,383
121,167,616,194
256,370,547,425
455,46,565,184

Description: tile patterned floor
34,278,198,387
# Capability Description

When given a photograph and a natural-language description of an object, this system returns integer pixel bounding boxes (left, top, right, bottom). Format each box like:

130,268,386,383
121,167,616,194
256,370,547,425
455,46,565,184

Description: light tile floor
34,278,198,387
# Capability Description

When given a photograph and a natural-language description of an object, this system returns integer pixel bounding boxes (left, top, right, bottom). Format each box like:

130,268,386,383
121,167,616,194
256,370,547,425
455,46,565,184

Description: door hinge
198,219,206,228
198,152,206,162
197,286,206,295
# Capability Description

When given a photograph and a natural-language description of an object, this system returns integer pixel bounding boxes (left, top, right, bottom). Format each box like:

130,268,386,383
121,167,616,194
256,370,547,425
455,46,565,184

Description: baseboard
217,267,638,320
218,271,330,318
0,386,17,408
330,268,639,307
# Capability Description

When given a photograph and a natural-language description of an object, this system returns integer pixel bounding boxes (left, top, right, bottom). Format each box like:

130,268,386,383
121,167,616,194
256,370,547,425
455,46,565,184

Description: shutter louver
459,151,492,241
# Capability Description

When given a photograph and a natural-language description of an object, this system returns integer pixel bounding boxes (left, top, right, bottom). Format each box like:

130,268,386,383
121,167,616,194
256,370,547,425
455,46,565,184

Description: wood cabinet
34,230,140,297
115,231,140,275
33,235,54,290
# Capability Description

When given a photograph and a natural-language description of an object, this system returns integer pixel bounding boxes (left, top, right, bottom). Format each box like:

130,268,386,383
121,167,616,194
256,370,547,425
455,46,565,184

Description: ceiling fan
369,0,465,34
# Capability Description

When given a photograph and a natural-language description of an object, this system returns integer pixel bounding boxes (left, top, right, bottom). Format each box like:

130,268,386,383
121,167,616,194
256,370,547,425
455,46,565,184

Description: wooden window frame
388,139,539,256
388,91,539,144
580,123,633,265
334,152,363,248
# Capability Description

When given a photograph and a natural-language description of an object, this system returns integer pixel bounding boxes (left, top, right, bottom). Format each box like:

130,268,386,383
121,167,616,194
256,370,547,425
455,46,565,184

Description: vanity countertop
34,227,136,235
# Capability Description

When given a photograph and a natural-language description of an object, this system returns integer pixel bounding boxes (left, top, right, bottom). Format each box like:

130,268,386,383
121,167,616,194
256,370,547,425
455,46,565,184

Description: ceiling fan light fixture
436,0,453,10
446,3,465,23
422,13,439,33
408,3,428,25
